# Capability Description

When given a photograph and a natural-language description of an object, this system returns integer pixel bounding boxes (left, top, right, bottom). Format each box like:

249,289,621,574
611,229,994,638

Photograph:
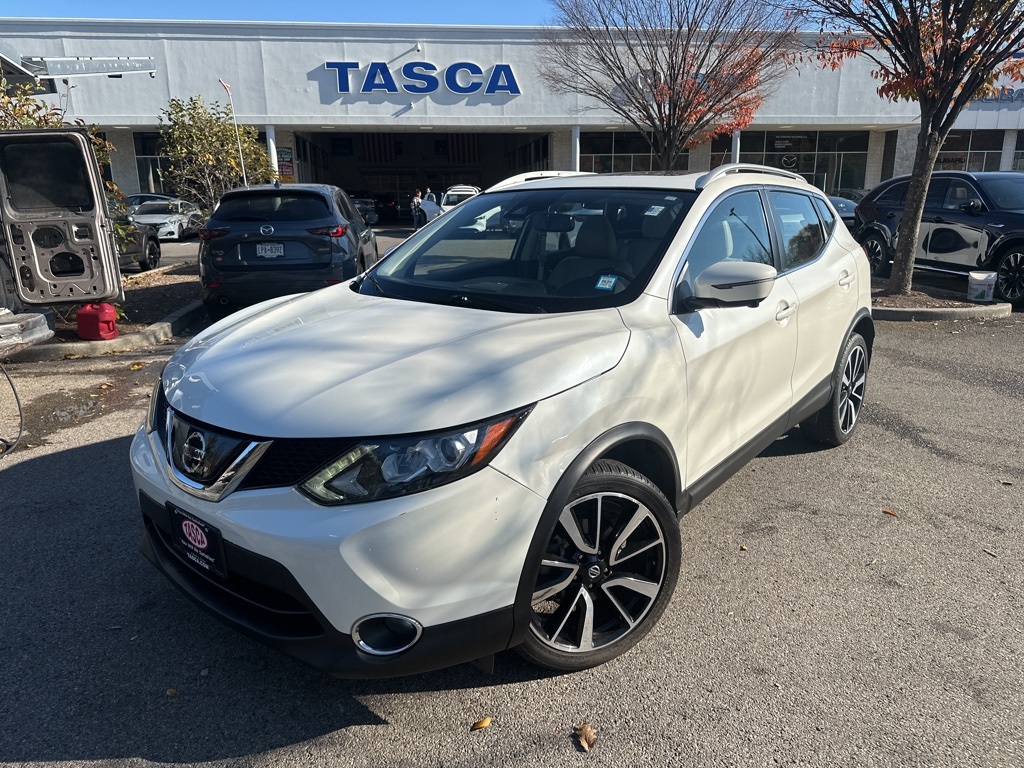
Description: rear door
0,129,121,306
925,178,989,268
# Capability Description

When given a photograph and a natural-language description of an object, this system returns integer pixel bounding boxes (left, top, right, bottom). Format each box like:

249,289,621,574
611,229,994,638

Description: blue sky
2,1,556,26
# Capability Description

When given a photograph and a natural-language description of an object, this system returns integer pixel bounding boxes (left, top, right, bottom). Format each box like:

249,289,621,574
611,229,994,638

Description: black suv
198,184,378,320
854,170,1024,304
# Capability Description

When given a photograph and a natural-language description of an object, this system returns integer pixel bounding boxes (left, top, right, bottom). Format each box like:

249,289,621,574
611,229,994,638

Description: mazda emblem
260,225,275,235
181,430,208,475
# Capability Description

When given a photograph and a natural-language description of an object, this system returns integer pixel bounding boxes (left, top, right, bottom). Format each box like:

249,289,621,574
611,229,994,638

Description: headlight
146,365,169,434
299,407,533,505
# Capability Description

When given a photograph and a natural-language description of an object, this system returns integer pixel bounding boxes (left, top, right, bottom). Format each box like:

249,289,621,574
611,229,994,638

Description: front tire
994,248,1024,305
138,239,161,271
517,460,680,672
801,331,869,446
860,232,890,278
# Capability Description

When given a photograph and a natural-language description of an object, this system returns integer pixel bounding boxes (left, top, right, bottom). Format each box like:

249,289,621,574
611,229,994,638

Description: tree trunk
886,126,944,295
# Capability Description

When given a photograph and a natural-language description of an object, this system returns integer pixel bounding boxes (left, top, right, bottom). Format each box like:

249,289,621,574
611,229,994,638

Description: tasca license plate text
170,506,227,576
256,242,285,258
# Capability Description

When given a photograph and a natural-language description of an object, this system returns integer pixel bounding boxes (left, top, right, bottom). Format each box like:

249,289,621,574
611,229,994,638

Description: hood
163,287,630,437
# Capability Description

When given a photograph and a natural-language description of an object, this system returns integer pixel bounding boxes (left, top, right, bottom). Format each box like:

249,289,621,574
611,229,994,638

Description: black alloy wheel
139,239,161,271
860,233,890,278
518,460,681,671
994,249,1024,304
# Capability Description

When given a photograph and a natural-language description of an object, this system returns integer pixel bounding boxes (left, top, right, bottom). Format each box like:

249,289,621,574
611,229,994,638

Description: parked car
373,193,399,221
828,195,858,230
854,170,1024,304
132,164,873,679
439,184,481,215
197,183,378,320
125,192,173,212
131,198,204,241
107,197,162,271
346,190,379,225
412,194,442,228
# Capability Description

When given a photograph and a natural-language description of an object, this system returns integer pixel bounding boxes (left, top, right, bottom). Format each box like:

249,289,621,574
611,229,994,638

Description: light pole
219,79,248,187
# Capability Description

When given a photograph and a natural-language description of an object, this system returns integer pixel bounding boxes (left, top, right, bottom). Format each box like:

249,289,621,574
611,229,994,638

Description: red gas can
77,302,119,340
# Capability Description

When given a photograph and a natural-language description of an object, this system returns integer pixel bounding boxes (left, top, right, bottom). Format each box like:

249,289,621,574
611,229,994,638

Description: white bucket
967,271,996,302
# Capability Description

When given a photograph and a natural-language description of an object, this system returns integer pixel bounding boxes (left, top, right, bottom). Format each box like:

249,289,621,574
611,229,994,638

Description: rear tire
801,332,869,446
993,247,1024,305
860,232,890,278
517,459,680,672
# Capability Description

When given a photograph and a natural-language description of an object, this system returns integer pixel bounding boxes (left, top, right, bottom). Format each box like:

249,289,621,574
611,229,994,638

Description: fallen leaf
1000,480,1014,486
129,362,145,371
574,721,598,752
470,717,491,731
166,688,180,698
882,509,898,517
739,545,748,552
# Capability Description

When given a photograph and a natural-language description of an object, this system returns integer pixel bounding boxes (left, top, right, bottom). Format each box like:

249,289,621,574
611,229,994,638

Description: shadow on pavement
0,436,554,764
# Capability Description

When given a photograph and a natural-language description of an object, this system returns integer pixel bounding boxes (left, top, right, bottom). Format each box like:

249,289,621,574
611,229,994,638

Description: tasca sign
325,61,520,96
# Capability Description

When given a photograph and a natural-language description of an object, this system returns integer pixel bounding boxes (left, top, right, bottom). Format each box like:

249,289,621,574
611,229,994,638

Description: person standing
424,187,436,204
411,189,423,228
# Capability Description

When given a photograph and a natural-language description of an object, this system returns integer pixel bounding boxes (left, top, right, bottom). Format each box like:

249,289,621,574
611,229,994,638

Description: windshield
979,176,1024,210
214,193,331,222
135,202,177,215
441,192,476,207
369,187,695,313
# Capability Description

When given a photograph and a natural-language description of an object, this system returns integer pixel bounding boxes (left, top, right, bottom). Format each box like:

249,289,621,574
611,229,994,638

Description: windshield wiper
446,293,546,313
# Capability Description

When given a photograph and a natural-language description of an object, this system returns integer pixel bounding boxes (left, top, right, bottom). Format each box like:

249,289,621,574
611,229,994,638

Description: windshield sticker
644,205,666,216
595,275,618,291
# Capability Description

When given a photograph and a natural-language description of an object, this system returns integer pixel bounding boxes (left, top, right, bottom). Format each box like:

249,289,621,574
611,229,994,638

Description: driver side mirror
675,261,778,312
960,198,984,214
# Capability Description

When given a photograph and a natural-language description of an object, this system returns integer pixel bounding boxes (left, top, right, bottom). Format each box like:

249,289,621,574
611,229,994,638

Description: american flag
218,79,232,96
447,133,479,165
362,133,396,164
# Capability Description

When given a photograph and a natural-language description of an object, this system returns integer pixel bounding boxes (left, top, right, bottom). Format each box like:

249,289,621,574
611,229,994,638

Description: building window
580,131,684,173
507,134,549,175
1014,131,1024,171
710,130,869,195
936,130,1003,171
133,132,170,194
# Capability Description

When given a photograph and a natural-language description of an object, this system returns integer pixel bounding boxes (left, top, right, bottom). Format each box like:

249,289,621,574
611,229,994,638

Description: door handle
775,302,797,322
838,271,855,287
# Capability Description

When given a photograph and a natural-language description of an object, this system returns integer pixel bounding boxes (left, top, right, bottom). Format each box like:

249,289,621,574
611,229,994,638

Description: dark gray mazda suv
199,184,378,320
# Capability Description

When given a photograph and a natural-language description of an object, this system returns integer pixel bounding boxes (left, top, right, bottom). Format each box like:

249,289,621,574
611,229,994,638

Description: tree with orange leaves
539,0,801,172
798,0,1024,295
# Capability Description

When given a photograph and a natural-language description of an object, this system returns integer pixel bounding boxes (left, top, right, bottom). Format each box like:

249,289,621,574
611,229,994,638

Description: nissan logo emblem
260,225,275,235
181,429,208,475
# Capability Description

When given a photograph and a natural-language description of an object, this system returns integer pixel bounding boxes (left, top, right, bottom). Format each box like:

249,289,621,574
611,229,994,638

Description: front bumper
130,426,545,677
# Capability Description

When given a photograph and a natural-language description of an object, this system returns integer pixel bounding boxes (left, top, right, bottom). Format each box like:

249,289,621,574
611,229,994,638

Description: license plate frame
256,242,285,259
168,506,228,577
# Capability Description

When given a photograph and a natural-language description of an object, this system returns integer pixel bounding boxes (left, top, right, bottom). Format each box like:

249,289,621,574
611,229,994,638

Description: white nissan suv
131,165,873,678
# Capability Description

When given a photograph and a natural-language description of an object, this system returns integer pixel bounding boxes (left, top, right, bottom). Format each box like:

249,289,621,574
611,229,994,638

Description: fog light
351,614,422,656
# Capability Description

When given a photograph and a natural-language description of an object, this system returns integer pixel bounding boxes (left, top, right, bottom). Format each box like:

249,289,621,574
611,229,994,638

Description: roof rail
696,163,805,189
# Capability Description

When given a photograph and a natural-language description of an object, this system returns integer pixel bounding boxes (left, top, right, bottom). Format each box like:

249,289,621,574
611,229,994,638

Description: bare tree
796,0,1024,296
540,0,802,170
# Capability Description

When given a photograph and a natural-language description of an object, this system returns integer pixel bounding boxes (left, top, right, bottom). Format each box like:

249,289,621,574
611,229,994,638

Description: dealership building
3,17,1023,202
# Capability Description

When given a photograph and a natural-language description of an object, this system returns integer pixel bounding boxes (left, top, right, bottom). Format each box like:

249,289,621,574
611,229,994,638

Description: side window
925,178,949,208
337,192,362,224
875,182,907,206
812,196,837,236
769,190,825,271
684,190,772,282
942,180,981,209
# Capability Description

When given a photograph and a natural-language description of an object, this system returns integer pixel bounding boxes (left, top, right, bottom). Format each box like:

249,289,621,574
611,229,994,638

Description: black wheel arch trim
509,421,681,647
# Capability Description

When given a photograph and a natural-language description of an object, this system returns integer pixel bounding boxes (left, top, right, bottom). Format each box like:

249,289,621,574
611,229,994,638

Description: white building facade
3,17,1023,201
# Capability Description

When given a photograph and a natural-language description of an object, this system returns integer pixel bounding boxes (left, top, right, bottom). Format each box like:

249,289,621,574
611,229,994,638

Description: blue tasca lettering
325,62,359,94
401,62,440,94
361,62,399,93
444,62,484,94
485,64,521,95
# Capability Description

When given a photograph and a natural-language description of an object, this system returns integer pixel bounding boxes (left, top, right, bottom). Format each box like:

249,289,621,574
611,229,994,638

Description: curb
873,301,1013,322
5,301,206,363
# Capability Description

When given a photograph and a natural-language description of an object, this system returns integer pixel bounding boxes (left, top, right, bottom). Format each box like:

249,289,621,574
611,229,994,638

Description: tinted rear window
214,193,332,222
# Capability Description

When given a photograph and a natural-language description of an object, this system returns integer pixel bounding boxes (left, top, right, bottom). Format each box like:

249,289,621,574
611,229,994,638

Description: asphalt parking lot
0,311,1021,767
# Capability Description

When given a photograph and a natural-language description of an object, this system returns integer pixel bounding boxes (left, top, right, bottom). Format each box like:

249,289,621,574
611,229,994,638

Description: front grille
237,437,355,490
